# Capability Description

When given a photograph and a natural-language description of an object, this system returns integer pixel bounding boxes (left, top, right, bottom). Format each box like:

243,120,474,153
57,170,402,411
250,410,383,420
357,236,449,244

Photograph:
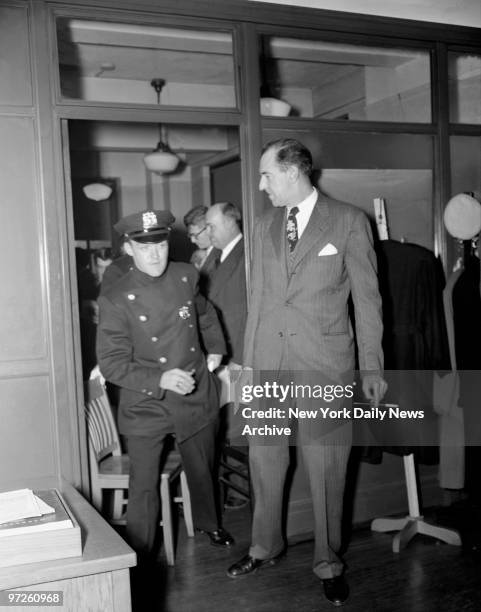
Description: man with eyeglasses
184,205,221,296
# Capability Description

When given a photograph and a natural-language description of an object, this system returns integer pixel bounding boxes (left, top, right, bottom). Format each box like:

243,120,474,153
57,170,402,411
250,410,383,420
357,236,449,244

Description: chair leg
180,470,194,537
111,490,125,520
161,474,175,566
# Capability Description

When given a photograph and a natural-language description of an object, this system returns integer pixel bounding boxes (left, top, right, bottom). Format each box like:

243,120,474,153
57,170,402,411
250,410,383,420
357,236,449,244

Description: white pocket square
318,243,338,256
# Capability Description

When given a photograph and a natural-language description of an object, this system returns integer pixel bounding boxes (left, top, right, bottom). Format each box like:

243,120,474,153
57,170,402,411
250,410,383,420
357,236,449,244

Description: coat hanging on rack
366,239,450,463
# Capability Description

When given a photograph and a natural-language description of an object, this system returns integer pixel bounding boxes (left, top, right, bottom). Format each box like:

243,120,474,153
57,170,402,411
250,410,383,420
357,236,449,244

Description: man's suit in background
243,196,383,579
197,246,221,297
207,238,248,506
208,239,247,364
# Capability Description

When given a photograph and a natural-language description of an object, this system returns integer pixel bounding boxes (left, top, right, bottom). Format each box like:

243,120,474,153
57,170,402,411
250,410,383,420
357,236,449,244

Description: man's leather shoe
227,553,282,578
200,528,235,547
322,575,349,607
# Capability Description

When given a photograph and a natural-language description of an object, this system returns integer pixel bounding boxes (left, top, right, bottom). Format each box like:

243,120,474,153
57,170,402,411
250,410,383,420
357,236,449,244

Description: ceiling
68,120,239,166
57,19,234,86
248,0,481,28
57,18,421,93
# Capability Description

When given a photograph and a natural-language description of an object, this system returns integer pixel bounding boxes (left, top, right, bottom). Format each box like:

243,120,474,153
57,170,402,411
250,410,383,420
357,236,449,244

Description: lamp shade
143,150,179,174
82,182,113,202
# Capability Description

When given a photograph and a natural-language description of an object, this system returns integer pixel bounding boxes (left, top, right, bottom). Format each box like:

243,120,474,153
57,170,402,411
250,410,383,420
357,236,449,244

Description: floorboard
127,500,481,612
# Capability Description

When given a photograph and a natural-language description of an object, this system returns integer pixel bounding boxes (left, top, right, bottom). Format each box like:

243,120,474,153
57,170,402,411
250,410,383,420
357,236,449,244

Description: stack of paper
0,489,80,567
0,488,55,524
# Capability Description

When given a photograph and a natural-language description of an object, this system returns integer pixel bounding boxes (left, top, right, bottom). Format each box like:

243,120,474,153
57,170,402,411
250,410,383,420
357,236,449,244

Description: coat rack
370,450,461,552
369,202,462,552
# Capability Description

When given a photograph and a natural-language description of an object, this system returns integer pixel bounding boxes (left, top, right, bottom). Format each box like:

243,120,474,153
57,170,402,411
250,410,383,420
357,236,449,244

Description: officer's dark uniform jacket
96,261,226,442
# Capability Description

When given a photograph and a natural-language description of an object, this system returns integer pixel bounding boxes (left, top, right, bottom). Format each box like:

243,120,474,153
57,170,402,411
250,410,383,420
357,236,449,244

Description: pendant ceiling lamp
143,78,180,174
82,182,112,201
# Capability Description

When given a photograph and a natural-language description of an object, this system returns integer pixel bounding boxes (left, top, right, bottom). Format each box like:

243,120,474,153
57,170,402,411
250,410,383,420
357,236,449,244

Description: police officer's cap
114,210,175,243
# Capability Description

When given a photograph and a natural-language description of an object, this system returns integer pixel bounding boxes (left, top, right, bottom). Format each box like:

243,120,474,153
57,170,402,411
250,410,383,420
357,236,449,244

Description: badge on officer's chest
178,305,191,319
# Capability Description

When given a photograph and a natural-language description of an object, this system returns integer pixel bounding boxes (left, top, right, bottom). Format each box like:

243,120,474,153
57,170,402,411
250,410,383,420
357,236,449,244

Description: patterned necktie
286,206,299,252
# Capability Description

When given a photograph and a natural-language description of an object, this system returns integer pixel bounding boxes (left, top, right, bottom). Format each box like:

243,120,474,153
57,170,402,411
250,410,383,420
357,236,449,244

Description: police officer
96,210,234,561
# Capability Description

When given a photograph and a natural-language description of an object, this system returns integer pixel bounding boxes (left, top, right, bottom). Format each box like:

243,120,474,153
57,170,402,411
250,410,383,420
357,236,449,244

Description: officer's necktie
286,206,299,252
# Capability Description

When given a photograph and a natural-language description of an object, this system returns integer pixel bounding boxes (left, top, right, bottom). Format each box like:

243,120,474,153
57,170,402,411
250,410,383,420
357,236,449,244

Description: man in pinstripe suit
227,139,386,607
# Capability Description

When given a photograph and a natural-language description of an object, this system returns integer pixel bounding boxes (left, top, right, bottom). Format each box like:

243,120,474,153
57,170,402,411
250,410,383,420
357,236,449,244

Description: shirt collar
286,187,317,214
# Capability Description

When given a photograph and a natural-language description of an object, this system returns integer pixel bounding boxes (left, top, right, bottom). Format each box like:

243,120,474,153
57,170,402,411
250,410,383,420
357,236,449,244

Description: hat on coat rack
443,193,481,240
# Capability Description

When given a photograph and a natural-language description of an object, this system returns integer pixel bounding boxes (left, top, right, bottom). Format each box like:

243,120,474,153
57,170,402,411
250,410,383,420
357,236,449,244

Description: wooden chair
85,376,194,565
219,445,251,508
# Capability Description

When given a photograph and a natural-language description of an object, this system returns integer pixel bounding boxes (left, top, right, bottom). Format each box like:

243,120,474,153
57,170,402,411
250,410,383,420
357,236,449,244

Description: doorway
63,118,244,487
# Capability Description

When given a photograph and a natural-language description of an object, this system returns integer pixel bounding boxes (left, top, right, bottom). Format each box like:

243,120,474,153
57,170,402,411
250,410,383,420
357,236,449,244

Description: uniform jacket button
141,388,147,393
151,336,159,342
139,315,148,322
147,391,153,396
127,294,136,300
159,357,167,363
190,347,196,352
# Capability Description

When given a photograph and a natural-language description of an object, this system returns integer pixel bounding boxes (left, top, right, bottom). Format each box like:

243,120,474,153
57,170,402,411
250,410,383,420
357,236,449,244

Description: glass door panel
259,35,432,123
57,18,237,108
448,52,481,124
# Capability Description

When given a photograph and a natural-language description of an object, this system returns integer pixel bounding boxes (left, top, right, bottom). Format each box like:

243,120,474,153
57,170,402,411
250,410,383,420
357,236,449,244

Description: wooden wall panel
0,4,32,107
0,376,57,490
0,116,47,364
0,3,65,492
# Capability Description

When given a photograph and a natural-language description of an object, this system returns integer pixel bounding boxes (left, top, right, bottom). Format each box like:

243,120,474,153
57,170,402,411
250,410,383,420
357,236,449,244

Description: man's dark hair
262,138,313,177
218,202,242,228
183,205,208,228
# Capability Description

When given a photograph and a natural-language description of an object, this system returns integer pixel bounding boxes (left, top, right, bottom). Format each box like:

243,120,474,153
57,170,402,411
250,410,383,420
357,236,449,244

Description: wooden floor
129,500,481,612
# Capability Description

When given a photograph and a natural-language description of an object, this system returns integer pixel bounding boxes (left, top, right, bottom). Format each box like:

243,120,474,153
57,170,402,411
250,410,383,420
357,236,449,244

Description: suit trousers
125,421,219,555
248,370,352,579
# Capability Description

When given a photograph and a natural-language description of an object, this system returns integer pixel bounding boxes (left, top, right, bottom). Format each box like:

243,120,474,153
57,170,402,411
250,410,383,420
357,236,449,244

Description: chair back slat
85,377,121,461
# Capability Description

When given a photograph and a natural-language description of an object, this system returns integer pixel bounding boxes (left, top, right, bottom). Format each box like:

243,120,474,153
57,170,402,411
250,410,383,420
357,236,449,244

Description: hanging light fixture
82,182,113,201
143,78,180,174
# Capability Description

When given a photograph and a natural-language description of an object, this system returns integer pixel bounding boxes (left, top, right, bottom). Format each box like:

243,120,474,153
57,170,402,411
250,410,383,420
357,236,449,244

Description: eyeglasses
188,226,207,240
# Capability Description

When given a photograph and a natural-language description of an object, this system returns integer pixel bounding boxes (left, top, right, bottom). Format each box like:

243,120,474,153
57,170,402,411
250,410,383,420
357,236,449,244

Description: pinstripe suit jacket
244,195,384,378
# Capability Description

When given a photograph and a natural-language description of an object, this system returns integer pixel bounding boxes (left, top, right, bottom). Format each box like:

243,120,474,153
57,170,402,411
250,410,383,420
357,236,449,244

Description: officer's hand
206,353,222,372
160,368,196,395
362,374,388,407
